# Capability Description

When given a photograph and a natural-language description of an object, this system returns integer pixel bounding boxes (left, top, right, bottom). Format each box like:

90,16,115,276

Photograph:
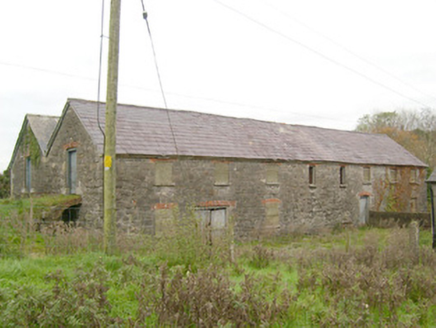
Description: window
25,157,31,192
363,167,371,184
410,198,417,213
214,162,229,185
155,161,173,186
308,165,316,186
266,164,279,185
67,149,77,194
389,168,397,183
339,166,346,186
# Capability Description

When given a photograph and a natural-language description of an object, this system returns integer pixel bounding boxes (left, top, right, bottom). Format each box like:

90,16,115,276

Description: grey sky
1,0,436,172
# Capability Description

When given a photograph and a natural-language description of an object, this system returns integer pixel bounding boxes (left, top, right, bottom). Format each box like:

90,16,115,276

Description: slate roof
27,115,59,154
8,114,59,170
426,170,436,183
68,98,427,167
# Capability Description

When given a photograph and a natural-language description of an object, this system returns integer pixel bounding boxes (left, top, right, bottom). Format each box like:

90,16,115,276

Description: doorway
359,196,369,225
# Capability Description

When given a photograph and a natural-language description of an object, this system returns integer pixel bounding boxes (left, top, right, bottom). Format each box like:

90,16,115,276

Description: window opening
25,157,31,192
340,166,346,186
68,149,77,194
309,165,316,186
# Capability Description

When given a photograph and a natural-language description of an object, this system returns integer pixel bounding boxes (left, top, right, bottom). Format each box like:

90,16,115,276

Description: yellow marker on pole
104,155,112,168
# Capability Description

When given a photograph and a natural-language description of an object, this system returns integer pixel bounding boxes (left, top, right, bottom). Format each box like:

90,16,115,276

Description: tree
0,170,10,199
356,108,436,170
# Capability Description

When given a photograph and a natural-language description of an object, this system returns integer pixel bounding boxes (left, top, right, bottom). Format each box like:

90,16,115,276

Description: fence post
409,221,419,261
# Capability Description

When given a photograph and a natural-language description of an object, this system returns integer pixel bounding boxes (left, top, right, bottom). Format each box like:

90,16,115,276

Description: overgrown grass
1,204,436,326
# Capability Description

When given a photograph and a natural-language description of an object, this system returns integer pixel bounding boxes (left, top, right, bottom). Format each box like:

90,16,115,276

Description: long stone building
8,98,428,238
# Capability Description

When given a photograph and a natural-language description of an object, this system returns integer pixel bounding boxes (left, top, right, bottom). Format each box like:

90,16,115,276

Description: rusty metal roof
69,98,427,167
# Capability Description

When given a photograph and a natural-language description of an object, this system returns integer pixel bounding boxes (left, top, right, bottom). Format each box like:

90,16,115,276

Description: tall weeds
1,201,436,327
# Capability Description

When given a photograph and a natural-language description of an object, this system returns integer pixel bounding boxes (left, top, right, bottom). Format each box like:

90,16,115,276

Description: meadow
1,198,436,327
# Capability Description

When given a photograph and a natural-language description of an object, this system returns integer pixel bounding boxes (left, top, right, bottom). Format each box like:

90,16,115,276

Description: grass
0,204,436,326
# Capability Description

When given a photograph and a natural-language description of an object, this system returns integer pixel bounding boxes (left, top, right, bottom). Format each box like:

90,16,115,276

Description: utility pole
104,0,121,254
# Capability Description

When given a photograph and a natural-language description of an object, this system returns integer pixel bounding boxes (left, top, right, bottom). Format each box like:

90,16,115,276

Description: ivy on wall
24,127,41,167
373,167,417,212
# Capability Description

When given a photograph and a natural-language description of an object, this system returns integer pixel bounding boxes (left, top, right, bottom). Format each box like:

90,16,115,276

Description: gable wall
47,107,103,224
10,126,53,196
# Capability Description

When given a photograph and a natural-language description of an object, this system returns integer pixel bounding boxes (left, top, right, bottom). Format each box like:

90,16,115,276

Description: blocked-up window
363,167,371,184
262,201,280,236
309,165,316,186
155,161,173,186
154,208,174,236
266,164,279,184
410,169,418,183
410,198,417,213
215,162,229,185
389,168,397,183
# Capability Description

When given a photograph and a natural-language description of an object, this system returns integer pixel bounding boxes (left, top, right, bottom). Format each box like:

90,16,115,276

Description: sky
1,0,436,172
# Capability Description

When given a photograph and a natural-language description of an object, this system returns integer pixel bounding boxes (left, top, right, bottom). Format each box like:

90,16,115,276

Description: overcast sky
1,0,436,172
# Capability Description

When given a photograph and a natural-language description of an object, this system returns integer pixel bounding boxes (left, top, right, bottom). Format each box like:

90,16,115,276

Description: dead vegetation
1,204,436,326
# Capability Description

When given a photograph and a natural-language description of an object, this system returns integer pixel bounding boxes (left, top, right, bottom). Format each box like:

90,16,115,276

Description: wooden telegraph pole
104,0,121,254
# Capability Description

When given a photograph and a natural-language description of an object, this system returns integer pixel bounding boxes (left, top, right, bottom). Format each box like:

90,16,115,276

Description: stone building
9,114,59,196
8,98,428,238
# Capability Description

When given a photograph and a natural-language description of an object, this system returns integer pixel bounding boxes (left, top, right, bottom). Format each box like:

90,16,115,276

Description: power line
262,1,436,105
0,59,356,125
0,61,96,82
97,0,106,137
211,0,433,109
139,0,179,156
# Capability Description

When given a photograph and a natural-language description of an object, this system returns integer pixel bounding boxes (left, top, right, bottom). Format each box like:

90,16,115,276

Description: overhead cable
211,0,432,109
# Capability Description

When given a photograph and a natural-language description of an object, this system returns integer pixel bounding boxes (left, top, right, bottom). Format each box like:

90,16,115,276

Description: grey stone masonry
114,156,427,239
44,106,103,227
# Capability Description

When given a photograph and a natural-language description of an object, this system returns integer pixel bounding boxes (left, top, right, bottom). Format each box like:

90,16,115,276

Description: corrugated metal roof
69,98,427,167
27,115,59,154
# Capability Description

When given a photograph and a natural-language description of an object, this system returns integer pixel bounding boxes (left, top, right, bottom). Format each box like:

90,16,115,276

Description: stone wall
113,157,428,240
10,125,53,196
368,211,431,228
11,108,428,239
44,107,103,227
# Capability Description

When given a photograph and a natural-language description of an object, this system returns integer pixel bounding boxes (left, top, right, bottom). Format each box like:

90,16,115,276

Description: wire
0,61,96,81
140,0,180,155
97,0,106,137
0,59,357,125
263,1,436,104
211,0,432,109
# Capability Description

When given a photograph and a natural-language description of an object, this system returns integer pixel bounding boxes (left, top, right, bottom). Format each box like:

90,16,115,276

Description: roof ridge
26,114,60,119
68,98,380,137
